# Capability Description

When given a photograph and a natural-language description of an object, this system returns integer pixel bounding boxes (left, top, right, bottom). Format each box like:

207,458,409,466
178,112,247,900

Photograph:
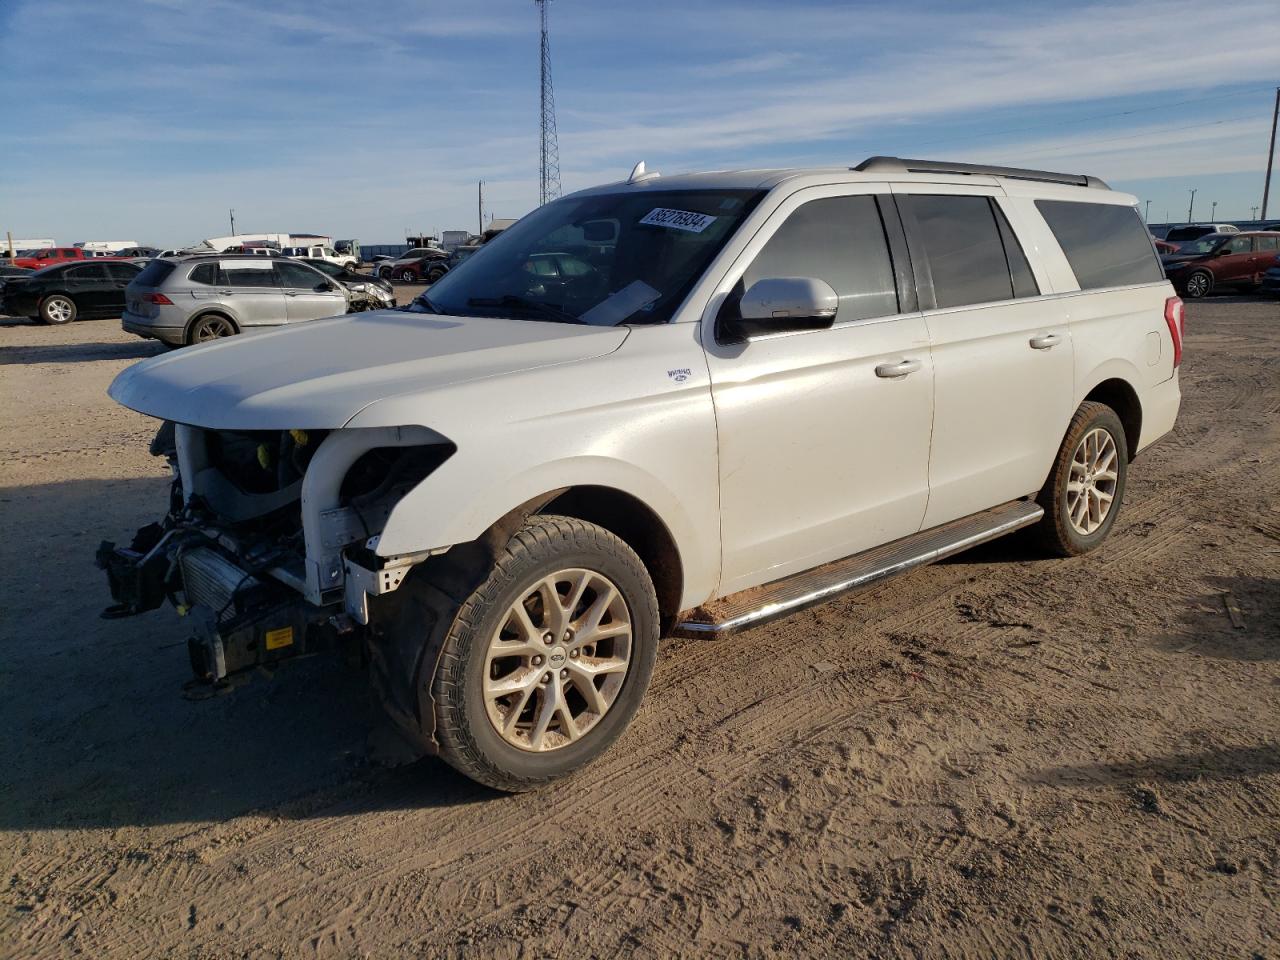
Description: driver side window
743,195,899,324
1225,236,1253,254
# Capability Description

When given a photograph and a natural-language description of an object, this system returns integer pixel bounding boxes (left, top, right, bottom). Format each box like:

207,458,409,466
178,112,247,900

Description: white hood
109,310,630,430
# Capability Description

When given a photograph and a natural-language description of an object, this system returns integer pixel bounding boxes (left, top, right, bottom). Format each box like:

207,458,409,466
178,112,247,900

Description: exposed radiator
180,547,258,620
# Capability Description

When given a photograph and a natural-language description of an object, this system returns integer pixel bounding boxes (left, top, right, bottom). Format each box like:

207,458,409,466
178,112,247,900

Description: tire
430,515,659,792
1182,269,1213,299
40,294,77,325
397,269,416,283
426,267,447,283
1033,401,1129,557
187,313,237,345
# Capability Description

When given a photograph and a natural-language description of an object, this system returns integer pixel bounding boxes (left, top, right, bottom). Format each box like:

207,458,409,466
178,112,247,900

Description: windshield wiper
466,295,581,325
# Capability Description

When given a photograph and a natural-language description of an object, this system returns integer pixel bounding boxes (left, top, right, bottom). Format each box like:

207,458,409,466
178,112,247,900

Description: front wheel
432,516,659,791
1182,270,1212,299
1034,401,1129,557
187,313,237,344
397,269,416,282
40,294,77,325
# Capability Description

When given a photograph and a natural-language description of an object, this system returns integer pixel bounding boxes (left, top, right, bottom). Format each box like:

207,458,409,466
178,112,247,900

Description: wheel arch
1081,377,1142,457
183,309,240,342
539,485,685,634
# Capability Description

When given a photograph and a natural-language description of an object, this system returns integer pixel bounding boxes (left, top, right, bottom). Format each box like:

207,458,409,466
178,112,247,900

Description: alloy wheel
1186,272,1210,298
45,297,74,323
193,316,234,342
1066,427,1118,535
483,568,632,752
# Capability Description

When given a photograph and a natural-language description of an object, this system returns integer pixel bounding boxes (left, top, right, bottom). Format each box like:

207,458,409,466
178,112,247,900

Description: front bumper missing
98,526,344,683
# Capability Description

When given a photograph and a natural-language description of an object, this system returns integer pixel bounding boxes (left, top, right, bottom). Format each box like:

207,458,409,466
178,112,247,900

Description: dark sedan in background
1,260,142,324
1161,231,1280,298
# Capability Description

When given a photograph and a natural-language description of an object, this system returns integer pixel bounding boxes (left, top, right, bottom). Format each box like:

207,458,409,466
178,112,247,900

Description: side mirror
724,277,838,340
317,281,337,292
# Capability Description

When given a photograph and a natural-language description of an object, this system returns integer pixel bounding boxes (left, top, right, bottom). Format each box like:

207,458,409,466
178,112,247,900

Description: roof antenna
628,160,660,184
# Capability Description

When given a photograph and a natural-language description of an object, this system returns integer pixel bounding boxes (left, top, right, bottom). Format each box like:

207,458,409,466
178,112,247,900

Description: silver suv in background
122,255,350,346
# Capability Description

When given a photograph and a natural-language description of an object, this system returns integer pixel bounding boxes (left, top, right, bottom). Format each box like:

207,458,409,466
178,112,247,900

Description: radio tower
536,0,561,205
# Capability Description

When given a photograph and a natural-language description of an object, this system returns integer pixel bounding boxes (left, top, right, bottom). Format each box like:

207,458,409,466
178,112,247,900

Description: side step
673,500,1044,638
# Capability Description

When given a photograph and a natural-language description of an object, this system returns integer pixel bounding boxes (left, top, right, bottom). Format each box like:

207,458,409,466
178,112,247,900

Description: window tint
274,260,324,288
105,262,141,280
992,203,1039,298
188,262,226,286
65,264,108,280
1035,200,1164,290
223,261,277,288
744,195,898,323
1258,236,1279,252
134,259,177,285
904,195,1015,309
1225,236,1253,254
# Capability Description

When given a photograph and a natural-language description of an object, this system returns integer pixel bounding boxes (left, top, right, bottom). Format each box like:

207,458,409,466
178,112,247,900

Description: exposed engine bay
98,420,453,685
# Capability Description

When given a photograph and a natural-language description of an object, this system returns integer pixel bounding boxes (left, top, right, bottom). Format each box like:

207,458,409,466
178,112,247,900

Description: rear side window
65,264,108,280
105,262,141,280
903,195,1019,309
1258,236,1279,252
1035,200,1163,290
744,195,899,323
188,262,226,286
222,261,277,288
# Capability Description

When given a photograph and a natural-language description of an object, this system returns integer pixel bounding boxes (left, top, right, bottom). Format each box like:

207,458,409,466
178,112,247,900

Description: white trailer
76,240,138,253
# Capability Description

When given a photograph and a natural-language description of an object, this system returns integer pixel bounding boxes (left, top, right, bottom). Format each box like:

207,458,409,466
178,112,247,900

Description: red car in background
8,247,109,270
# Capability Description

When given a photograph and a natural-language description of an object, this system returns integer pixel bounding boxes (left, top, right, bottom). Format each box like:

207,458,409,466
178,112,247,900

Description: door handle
1029,333,1061,350
875,358,922,378
285,291,299,297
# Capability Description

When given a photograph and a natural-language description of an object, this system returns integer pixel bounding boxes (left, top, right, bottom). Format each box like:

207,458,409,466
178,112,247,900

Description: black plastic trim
875,194,918,315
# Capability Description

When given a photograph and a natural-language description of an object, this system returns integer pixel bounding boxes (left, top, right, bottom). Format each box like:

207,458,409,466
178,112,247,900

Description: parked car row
1160,231,1280,299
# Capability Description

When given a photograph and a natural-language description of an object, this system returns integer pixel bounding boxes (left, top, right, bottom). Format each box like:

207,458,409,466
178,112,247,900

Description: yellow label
264,627,294,650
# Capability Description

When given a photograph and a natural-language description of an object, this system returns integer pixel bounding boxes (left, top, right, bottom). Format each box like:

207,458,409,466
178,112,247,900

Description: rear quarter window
135,260,177,286
1036,200,1164,290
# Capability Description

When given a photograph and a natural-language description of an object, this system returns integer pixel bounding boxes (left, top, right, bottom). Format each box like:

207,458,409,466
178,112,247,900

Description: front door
704,188,934,597
894,188,1075,528
274,260,346,323
1216,234,1256,285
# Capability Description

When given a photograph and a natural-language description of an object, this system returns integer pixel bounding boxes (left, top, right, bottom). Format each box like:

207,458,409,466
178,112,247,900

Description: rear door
103,262,140,315
63,263,111,315
220,259,284,327
894,187,1072,528
274,259,347,323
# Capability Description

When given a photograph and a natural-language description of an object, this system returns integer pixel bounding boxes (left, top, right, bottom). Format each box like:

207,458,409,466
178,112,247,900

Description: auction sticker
639,208,717,233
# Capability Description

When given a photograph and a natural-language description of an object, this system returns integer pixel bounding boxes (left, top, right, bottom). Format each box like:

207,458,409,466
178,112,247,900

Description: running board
673,500,1044,638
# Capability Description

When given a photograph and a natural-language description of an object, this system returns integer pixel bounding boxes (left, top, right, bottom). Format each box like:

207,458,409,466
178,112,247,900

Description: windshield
410,188,764,325
306,259,343,277
1177,236,1227,255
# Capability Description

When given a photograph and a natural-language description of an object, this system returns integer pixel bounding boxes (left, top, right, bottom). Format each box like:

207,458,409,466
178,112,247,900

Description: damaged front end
97,419,452,686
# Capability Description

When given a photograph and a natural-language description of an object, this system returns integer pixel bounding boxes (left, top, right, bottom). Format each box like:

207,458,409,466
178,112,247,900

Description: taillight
1164,296,1184,369
146,293,174,305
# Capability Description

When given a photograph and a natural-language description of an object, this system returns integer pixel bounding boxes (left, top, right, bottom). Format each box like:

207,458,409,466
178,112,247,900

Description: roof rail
853,156,1109,190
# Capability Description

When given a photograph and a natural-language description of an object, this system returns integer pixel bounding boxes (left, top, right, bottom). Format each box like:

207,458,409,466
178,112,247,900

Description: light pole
1187,189,1197,222
1210,200,1218,220
1252,206,1260,220
229,209,236,235
1144,200,1152,223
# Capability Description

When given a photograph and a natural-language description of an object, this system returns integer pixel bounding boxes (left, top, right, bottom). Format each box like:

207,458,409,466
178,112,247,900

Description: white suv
99,157,1183,791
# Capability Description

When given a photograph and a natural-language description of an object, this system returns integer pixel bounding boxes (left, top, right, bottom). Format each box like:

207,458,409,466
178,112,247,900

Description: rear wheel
1034,401,1128,557
431,516,659,792
397,268,416,282
426,266,447,283
187,313,236,344
40,294,77,325
1183,269,1212,299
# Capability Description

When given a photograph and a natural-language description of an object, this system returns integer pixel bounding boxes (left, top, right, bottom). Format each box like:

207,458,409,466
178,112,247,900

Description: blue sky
2,0,1278,247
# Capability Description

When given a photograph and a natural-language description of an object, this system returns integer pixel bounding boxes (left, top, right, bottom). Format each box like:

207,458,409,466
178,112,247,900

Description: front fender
374,453,718,611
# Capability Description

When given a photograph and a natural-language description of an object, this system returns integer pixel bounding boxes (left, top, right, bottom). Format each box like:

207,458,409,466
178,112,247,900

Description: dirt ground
1,294,1277,959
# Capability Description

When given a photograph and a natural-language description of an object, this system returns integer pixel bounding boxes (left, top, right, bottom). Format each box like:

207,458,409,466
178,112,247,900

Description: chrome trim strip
675,503,1043,637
